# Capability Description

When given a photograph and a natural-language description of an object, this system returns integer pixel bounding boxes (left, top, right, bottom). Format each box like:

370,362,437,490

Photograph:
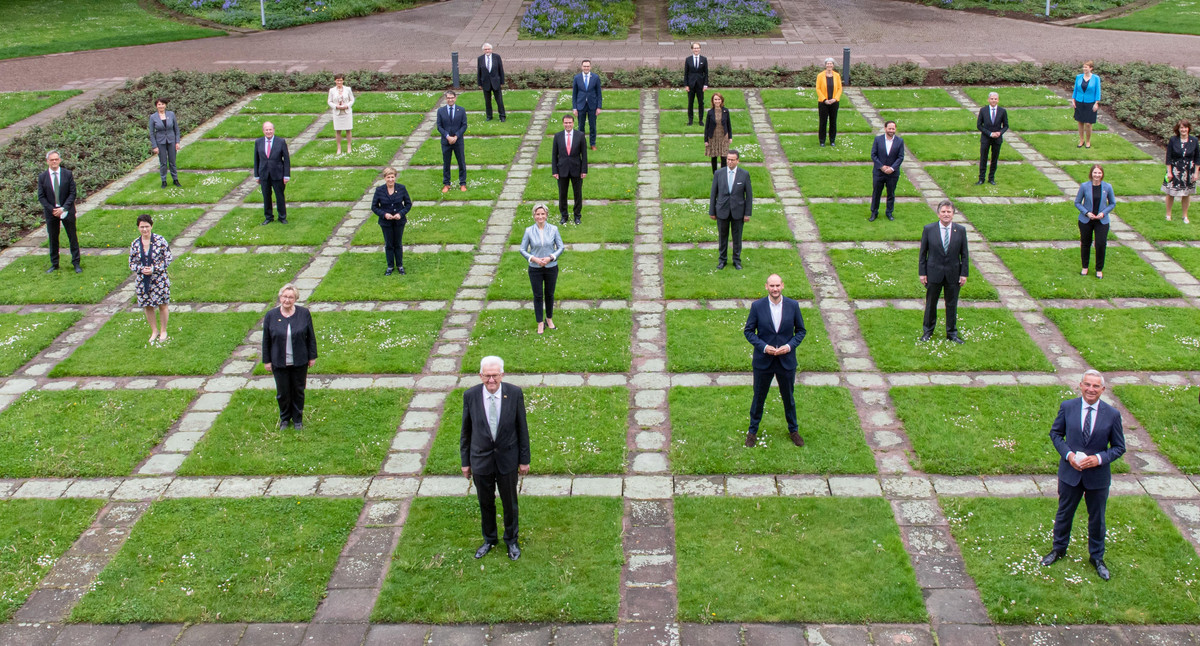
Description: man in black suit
709,149,752,270
461,355,530,562
684,42,709,127
552,114,588,225
918,200,969,344
743,273,807,448
1041,370,1126,581
436,91,469,193
477,43,506,122
869,120,904,221
976,92,1008,185
253,122,290,225
36,150,81,273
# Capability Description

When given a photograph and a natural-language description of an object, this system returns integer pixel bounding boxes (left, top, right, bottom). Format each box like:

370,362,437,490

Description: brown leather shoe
790,432,805,447
744,432,757,448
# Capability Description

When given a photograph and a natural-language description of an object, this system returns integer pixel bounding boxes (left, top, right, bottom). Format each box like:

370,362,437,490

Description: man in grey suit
461,355,530,561
918,200,969,344
709,149,752,270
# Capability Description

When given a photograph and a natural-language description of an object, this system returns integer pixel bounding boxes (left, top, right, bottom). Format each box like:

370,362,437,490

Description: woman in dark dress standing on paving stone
262,283,317,431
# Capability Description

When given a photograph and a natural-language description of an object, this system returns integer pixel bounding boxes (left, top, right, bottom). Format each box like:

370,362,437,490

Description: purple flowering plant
667,0,780,36
519,0,635,39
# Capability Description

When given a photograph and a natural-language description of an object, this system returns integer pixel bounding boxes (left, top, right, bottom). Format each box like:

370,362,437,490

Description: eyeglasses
481,374,502,381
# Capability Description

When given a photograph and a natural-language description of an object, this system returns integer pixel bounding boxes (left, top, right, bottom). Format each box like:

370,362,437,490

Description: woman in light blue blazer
1071,61,1101,149
1074,164,1115,279
520,204,565,334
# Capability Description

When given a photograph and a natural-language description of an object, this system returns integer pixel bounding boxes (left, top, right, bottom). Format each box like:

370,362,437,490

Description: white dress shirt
768,296,783,333
884,135,895,156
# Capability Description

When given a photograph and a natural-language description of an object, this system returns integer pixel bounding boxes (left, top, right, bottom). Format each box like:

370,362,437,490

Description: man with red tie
253,122,291,225
552,114,587,225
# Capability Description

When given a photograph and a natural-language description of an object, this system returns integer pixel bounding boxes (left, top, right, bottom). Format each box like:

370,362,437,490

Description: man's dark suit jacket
571,73,603,111
1050,397,1126,490
253,137,290,181
977,106,1009,140
918,222,969,284
477,53,505,90
37,167,77,219
436,105,468,142
684,55,708,89
709,166,752,220
871,134,904,174
460,382,531,476
551,129,587,178
744,296,806,372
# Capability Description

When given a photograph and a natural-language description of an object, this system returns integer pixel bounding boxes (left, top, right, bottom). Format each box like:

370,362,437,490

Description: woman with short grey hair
262,283,317,430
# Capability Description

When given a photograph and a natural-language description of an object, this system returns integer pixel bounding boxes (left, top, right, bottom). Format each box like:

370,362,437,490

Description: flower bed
160,0,421,29
667,0,781,36
518,0,635,39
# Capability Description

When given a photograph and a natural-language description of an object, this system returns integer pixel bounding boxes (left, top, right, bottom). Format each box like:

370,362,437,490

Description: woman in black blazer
704,92,733,172
262,283,317,430
371,166,412,275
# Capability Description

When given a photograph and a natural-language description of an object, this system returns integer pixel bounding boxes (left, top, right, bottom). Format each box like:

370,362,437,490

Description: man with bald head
254,121,291,225
743,274,806,448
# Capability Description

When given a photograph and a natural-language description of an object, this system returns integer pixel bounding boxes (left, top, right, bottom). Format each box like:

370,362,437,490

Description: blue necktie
942,226,950,253
727,169,735,192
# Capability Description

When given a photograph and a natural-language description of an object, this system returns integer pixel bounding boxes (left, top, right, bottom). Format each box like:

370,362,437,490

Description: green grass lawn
64,207,205,248
50,312,260,377
0,499,103,622
759,88,819,108
317,113,424,139
0,255,130,305
426,387,628,475
857,307,1053,372
879,110,977,133
659,134,763,163
1013,108,1107,132
410,136,522,167
925,164,1062,198
176,141,250,170
1087,0,1200,35
958,203,1080,241
373,497,623,623
0,90,81,128
300,310,443,374
669,386,874,474
778,134,875,163
664,308,838,373
662,248,812,300
658,89,747,111
180,389,410,475
556,109,638,134
962,87,1067,108
996,247,1180,299
108,171,246,205
291,138,405,168
353,91,441,112
1116,385,1200,473
945,496,1200,624
768,109,872,133
554,88,642,111
535,134,639,165
354,205,491,246
0,389,193,478
863,88,960,109
311,251,472,301
831,248,999,300
1165,246,1200,282
242,93,329,114
196,206,346,247
904,134,1025,161
808,202,930,241
454,89,543,112
1116,201,1200,241
890,385,1126,475
488,250,632,300
1046,306,1200,372
793,165,919,198
1061,163,1164,195
661,164,776,199
1023,133,1153,161
525,166,640,201
509,203,636,244
676,497,925,622
204,114,317,139
458,113,534,137
0,0,222,60
662,201,793,243
0,311,80,376
398,168,510,201
72,498,360,623
463,309,631,374
170,252,310,302
246,169,378,203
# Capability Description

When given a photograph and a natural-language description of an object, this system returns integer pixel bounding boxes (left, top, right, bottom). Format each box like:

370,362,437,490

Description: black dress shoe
507,543,521,561
988,179,997,185
947,334,964,345
1040,550,1064,566
385,267,394,276
789,431,805,447
397,266,406,275
919,332,932,342
560,217,568,224
974,180,985,185
262,219,273,226
574,217,581,225
868,214,878,222
173,179,182,187
278,218,288,224
293,422,303,431
829,141,836,147
733,262,742,270
278,420,289,430
1090,558,1110,581
74,265,82,274
687,120,694,126
820,142,825,147
499,117,506,122
475,543,496,559
745,432,757,448
161,180,168,188
486,117,494,121
45,266,58,273
886,214,895,221
716,261,726,270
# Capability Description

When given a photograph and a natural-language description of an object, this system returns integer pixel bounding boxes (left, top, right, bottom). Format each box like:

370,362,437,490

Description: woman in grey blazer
1074,164,1116,279
148,98,181,188
520,204,565,334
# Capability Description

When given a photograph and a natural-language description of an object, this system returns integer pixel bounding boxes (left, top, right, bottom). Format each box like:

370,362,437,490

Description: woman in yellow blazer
816,58,843,147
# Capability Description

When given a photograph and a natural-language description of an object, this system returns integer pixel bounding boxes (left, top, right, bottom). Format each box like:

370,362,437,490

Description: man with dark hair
684,42,709,127
709,149,752,270
571,60,603,150
552,114,587,225
869,120,904,221
436,91,468,193
918,200,968,344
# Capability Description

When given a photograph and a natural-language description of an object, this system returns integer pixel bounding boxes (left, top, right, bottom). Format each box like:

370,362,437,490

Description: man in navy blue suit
1041,369,1126,581
742,274,807,448
869,120,904,221
571,60,603,150
436,91,468,193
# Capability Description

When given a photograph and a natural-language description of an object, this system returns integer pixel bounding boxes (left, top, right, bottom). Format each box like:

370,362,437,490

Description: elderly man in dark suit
976,92,1009,185
552,114,588,225
462,355,531,561
743,273,807,448
571,59,603,150
1041,369,1126,581
477,43,506,122
437,91,469,193
709,149,752,270
919,200,969,344
253,121,291,225
37,150,81,273
869,120,904,221
684,42,709,127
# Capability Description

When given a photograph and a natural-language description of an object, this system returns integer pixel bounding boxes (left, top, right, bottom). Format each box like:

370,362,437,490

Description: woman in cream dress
328,74,355,155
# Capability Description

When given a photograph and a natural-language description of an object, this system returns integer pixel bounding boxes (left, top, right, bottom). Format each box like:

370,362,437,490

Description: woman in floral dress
1163,119,1200,224
128,213,173,343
